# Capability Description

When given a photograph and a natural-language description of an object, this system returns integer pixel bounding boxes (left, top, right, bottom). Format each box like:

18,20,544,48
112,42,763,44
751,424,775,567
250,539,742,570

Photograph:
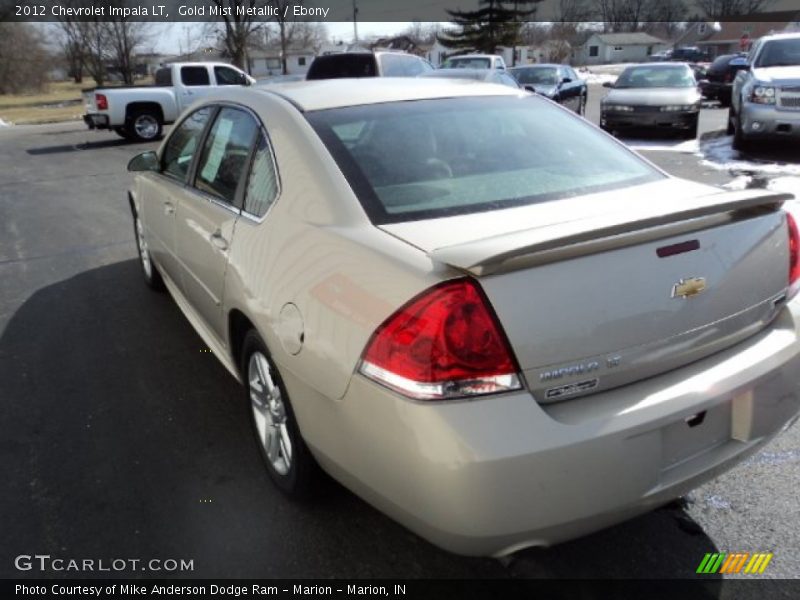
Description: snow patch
626,138,699,153
698,135,800,176
704,494,731,510
578,71,618,85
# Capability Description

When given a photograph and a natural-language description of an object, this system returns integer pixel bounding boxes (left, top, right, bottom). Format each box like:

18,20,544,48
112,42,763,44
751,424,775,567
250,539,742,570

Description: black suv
306,52,433,80
671,46,711,63
698,54,749,106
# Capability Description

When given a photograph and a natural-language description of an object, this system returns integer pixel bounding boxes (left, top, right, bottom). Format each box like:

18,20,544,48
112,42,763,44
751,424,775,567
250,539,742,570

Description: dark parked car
419,68,521,89
670,46,711,63
306,51,434,80
699,54,749,106
509,64,588,115
600,63,702,138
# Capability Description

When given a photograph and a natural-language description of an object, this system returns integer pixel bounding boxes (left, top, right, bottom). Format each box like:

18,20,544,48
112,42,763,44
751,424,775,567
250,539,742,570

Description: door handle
210,229,228,251
163,201,175,215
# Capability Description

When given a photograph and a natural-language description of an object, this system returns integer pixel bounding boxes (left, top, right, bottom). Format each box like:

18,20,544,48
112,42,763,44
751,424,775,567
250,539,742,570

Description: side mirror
128,151,159,173
561,77,572,84
602,81,614,88
524,84,537,93
244,75,256,86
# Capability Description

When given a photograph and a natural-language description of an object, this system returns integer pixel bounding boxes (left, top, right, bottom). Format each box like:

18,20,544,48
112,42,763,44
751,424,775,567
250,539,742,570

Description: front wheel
577,93,586,116
133,212,165,291
127,110,163,142
683,115,699,139
243,330,320,498
732,108,751,153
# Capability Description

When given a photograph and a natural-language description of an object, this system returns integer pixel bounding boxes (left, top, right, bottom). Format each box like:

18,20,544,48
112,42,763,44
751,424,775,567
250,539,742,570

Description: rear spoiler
429,190,792,276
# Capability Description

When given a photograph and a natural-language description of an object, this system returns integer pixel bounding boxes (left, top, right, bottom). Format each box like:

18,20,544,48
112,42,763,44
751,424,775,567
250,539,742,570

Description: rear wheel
243,330,319,498
127,110,162,142
726,106,735,135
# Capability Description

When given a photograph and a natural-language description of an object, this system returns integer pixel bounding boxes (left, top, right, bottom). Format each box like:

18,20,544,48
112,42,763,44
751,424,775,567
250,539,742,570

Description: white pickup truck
82,62,255,142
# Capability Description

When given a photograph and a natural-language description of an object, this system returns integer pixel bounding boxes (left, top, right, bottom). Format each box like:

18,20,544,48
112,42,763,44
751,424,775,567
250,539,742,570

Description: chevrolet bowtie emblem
672,277,707,299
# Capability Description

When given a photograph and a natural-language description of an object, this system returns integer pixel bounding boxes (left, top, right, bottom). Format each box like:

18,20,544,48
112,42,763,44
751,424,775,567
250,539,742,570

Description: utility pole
352,0,358,43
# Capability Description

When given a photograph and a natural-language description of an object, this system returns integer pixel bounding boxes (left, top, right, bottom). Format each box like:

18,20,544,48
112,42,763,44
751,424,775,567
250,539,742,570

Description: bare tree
210,0,266,70
268,0,306,75
82,20,112,86
695,0,775,18
0,23,50,94
55,19,86,83
105,7,152,85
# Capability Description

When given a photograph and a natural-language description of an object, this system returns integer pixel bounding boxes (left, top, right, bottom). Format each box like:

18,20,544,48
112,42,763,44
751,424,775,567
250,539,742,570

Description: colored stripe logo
696,552,773,574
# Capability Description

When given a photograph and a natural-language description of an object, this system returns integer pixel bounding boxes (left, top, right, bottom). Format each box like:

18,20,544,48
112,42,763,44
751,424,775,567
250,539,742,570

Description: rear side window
306,54,377,79
154,68,172,86
307,96,662,224
161,107,213,181
244,136,280,218
181,66,210,86
194,107,259,205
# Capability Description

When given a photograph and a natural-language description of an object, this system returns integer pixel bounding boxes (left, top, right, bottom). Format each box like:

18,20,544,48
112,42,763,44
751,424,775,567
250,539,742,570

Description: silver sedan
127,78,800,556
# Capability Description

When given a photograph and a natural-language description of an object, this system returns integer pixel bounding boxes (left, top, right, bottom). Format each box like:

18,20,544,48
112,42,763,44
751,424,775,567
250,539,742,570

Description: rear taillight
359,278,521,400
788,212,800,299
95,93,108,110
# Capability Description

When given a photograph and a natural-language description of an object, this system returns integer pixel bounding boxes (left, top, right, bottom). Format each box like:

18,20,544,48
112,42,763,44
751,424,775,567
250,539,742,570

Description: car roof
621,62,692,70
510,64,562,69
421,68,492,79
759,32,800,42
256,78,522,111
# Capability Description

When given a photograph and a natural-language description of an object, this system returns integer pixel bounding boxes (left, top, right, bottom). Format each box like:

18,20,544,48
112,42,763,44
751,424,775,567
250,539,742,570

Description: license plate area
661,401,732,469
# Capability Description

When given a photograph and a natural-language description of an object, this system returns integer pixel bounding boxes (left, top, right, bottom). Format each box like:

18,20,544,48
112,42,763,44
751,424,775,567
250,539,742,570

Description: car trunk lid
379,180,792,403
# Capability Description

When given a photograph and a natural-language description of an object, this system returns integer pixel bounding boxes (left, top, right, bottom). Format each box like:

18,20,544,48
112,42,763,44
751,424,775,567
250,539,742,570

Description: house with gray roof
577,32,668,65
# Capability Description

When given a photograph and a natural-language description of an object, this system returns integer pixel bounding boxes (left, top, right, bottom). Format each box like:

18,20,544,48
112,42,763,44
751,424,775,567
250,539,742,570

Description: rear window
443,57,491,69
615,65,695,88
307,96,662,224
181,66,210,86
154,67,172,86
306,54,377,79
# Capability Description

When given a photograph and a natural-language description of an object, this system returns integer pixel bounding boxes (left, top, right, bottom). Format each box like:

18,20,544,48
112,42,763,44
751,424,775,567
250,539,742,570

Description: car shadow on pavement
0,260,722,584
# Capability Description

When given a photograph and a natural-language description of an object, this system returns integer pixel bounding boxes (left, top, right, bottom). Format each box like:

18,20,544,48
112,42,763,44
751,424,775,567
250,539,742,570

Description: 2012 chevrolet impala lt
127,79,800,556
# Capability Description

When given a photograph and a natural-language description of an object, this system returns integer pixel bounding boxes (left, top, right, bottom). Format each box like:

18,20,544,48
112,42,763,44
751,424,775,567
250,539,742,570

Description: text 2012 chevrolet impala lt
127,79,800,556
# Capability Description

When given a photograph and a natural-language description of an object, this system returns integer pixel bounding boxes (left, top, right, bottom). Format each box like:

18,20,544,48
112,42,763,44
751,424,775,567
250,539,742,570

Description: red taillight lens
788,212,800,298
359,279,521,400
95,93,108,110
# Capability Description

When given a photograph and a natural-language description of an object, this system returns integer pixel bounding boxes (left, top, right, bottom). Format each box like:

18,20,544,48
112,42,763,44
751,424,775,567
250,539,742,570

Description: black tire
132,210,165,291
113,127,132,140
732,108,750,153
577,93,587,116
127,110,163,142
242,330,320,498
726,106,735,135
684,115,699,139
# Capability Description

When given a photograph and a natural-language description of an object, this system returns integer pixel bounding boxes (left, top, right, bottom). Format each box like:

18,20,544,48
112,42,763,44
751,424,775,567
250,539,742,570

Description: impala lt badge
672,277,707,299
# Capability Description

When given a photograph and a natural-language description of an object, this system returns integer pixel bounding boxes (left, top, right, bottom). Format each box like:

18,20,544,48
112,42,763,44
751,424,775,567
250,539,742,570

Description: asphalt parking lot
2,85,799,582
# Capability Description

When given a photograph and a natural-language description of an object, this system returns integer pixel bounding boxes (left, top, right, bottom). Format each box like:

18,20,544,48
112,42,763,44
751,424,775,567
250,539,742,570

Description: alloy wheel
248,352,292,476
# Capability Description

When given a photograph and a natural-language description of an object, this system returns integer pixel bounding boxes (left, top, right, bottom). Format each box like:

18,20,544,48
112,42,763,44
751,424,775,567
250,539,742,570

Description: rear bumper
739,103,800,141
292,302,800,556
83,113,110,130
601,110,697,130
